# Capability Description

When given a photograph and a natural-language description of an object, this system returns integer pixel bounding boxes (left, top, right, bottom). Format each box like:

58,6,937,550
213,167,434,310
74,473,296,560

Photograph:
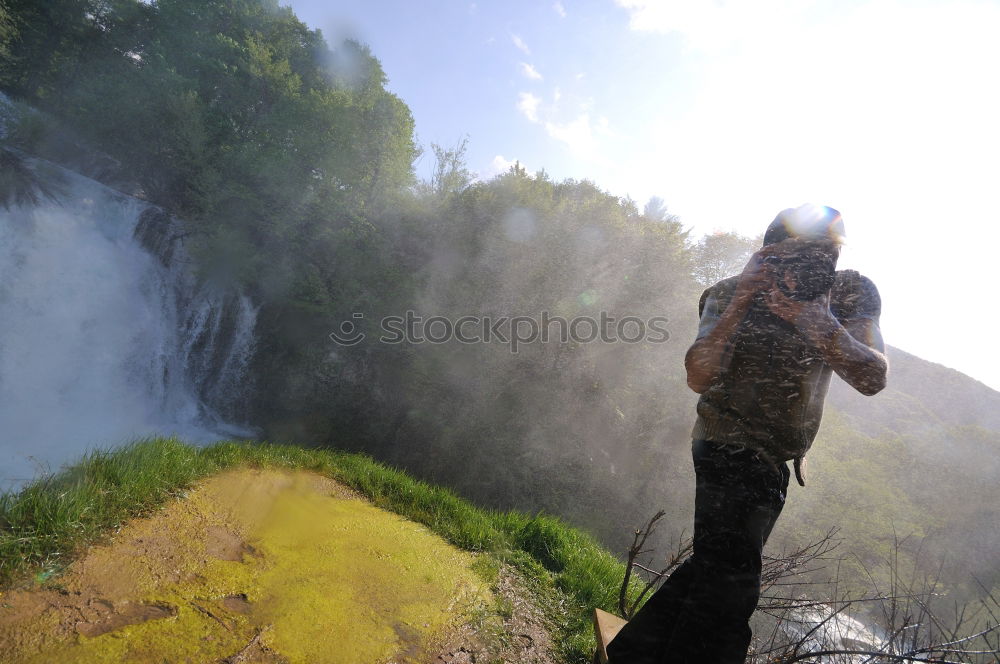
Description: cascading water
778,603,891,662
0,155,258,493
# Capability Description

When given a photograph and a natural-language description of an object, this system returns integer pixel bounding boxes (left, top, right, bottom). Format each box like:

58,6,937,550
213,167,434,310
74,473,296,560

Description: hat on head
763,204,846,247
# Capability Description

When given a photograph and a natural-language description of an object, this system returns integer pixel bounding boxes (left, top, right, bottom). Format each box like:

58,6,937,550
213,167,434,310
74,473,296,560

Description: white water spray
780,603,891,663
0,159,257,493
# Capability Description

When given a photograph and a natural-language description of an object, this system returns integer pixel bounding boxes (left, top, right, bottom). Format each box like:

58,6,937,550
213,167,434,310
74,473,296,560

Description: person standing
607,204,888,663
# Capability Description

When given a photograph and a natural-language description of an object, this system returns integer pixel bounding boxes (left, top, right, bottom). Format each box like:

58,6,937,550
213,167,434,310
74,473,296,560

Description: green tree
643,195,676,223
0,1,16,62
426,136,474,201
691,230,759,287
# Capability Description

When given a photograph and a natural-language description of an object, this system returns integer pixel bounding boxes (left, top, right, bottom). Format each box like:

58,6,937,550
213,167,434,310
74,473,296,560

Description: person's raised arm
685,247,776,393
764,275,888,396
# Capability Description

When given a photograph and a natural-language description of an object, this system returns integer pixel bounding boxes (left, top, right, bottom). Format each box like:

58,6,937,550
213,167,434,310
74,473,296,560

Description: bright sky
286,0,1000,391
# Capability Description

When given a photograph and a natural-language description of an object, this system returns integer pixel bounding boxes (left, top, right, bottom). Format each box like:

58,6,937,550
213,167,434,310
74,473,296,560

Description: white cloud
517,92,541,123
511,34,531,55
613,0,813,53
520,62,543,80
554,1,567,18
545,113,596,156
614,0,723,35
515,87,609,158
487,155,525,177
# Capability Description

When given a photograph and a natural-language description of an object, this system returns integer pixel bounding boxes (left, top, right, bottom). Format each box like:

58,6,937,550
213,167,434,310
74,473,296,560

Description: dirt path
0,467,562,664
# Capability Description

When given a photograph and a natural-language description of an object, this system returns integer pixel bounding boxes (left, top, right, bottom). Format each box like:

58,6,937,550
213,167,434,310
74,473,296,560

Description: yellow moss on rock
1,468,491,664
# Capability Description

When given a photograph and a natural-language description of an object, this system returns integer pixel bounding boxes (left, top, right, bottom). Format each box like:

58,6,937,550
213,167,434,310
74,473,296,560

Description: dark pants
606,439,790,664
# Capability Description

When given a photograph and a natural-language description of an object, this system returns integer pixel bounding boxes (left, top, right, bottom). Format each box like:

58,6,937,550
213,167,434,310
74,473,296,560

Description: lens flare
765,204,846,246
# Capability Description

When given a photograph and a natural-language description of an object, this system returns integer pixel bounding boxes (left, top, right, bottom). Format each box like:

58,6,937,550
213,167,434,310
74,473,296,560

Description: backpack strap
793,456,807,487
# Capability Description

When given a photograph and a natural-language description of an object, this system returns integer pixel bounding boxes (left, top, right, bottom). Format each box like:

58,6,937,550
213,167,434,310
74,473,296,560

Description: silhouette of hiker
606,205,888,663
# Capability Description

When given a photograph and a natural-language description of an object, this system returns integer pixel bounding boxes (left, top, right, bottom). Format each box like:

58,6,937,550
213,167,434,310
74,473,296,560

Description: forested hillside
2,0,997,627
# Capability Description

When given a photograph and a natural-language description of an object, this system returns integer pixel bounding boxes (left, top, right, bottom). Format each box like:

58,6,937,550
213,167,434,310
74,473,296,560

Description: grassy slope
0,437,637,663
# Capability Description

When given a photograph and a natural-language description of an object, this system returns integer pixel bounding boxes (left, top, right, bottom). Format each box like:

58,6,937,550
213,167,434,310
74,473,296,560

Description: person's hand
764,285,836,339
733,246,778,302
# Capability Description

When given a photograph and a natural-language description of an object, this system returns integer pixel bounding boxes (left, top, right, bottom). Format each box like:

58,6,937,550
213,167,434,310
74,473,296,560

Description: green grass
0,437,644,663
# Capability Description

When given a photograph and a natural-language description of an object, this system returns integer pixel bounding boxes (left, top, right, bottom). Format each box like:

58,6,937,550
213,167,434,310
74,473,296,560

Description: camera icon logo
329,313,366,346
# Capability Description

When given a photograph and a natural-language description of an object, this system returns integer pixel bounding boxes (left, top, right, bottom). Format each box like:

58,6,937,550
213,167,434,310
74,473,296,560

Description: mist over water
0,162,257,493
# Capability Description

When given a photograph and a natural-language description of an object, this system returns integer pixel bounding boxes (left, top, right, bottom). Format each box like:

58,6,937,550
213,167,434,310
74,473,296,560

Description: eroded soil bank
0,467,494,663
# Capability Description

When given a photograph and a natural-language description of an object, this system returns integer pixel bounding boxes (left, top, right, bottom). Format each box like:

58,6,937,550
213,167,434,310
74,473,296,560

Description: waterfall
0,157,258,493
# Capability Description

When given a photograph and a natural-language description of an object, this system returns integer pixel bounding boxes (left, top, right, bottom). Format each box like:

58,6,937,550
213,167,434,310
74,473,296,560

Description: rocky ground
430,563,564,664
